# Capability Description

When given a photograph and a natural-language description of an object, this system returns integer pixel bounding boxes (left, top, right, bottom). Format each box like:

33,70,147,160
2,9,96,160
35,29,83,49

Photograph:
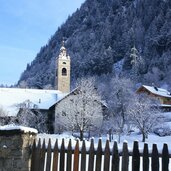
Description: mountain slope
18,0,171,88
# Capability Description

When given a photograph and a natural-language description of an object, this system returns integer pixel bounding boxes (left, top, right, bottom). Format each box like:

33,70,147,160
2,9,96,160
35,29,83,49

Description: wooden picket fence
30,138,171,171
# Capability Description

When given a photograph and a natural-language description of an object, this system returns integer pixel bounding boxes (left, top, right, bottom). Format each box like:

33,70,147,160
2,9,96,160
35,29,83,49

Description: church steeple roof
59,40,70,59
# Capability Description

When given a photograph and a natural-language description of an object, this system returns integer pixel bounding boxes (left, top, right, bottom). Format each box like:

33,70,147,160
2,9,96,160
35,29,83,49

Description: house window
62,68,67,76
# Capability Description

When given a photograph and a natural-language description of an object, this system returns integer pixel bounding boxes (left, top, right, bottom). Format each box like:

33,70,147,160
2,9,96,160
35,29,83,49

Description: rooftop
140,85,171,98
0,88,66,116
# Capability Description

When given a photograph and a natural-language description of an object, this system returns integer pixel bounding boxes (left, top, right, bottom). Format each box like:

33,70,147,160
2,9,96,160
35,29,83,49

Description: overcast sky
0,0,85,85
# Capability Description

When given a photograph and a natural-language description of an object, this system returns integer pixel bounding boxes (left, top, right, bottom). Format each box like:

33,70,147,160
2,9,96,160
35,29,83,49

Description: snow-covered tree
55,77,103,140
98,76,134,142
0,106,9,125
130,46,144,82
18,80,28,88
127,94,161,142
16,100,47,132
109,77,133,127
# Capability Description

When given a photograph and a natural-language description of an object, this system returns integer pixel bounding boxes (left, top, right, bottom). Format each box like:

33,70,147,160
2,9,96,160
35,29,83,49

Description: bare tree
98,76,135,142
16,100,47,132
109,77,133,129
55,77,103,140
127,94,161,142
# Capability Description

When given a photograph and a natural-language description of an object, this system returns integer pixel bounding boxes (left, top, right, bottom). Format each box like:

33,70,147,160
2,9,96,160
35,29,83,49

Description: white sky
0,0,85,85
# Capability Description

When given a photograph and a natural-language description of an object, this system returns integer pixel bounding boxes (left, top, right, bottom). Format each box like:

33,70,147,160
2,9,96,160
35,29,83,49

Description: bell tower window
62,68,67,76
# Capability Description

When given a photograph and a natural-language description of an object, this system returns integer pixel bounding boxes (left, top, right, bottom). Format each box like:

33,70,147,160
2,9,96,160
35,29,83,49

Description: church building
0,42,71,132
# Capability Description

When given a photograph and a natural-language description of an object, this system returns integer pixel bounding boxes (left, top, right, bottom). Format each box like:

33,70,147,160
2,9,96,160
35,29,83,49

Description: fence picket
162,143,169,171
132,141,140,171
34,138,41,171
111,141,119,171
60,139,65,171
52,139,59,171
81,140,86,171
143,143,149,171
151,144,159,171
66,139,72,171
88,139,95,171
30,139,36,171
46,139,52,171
40,139,46,171
95,139,102,171
122,142,129,171
73,140,79,171
103,140,110,171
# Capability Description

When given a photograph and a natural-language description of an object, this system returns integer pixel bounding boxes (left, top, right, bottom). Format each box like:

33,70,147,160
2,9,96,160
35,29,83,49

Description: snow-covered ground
37,131,171,154
38,112,171,153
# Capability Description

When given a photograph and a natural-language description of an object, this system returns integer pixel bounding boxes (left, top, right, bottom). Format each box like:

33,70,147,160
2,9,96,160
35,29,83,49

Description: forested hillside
18,0,171,89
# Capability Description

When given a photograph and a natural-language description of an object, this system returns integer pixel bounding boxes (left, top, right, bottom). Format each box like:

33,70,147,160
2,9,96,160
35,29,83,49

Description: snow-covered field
37,131,171,153
38,112,171,152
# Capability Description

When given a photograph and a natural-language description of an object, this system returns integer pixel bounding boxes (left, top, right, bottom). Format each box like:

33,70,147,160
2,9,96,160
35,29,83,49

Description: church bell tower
56,41,70,93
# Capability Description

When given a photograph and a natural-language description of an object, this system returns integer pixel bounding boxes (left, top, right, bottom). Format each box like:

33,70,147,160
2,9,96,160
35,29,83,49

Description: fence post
60,138,65,171
66,139,72,171
0,126,37,171
162,143,169,171
40,139,46,171
111,141,119,171
52,139,59,171
143,143,149,171
81,140,86,171
73,140,79,171
30,140,36,171
95,139,102,171
151,144,159,171
103,140,110,171
122,141,129,171
88,139,95,171
33,138,41,171
46,139,52,171
132,141,140,171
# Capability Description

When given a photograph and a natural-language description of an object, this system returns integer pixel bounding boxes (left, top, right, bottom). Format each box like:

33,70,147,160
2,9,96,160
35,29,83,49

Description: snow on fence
30,138,171,171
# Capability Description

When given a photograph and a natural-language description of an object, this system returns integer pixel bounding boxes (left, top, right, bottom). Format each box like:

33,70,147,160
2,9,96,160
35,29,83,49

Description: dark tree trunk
80,129,83,141
142,132,146,142
108,129,112,142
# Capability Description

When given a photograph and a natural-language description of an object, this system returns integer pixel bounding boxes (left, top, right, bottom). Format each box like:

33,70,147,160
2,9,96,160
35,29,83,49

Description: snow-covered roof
0,88,66,116
141,85,171,98
0,125,38,134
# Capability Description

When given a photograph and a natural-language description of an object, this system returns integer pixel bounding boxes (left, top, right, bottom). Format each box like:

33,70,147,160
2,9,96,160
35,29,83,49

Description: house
49,87,107,133
136,85,171,108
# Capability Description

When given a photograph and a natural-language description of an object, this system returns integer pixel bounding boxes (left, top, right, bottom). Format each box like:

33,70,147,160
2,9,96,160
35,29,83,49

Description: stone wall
0,128,37,171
